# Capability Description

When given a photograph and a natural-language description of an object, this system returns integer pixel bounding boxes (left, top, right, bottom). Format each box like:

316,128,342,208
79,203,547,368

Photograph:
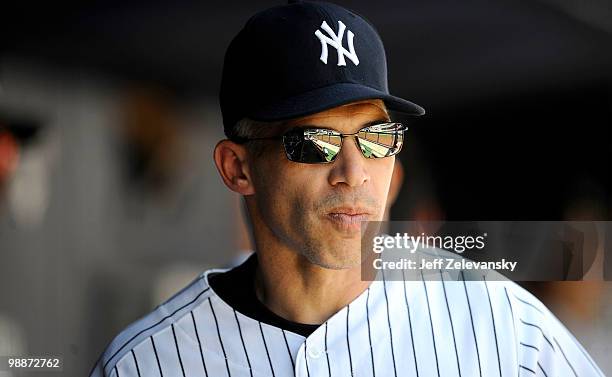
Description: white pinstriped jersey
90,251,605,377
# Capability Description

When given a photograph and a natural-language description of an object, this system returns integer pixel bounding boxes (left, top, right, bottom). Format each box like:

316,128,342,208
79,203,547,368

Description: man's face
249,99,395,269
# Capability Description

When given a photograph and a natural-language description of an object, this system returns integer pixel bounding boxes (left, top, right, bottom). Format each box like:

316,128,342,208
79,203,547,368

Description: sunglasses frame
233,121,408,164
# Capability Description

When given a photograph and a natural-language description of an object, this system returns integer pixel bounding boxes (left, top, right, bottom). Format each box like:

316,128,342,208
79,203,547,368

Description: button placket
308,346,322,359
302,328,327,376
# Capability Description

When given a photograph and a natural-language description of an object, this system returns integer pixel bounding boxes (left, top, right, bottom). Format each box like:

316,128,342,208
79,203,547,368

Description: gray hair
229,117,286,158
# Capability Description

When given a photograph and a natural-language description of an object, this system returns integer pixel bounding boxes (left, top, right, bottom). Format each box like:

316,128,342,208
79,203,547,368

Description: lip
326,207,372,216
325,207,372,233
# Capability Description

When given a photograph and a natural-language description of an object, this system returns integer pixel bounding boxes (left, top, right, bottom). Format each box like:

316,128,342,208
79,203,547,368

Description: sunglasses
234,121,408,164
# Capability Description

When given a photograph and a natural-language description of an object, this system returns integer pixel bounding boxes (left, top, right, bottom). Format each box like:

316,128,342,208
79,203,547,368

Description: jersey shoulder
491,278,604,376
89,268,222,377
415,246,604,375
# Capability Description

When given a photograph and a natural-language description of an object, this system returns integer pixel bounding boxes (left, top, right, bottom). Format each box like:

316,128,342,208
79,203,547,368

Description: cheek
252,158,307,216
256,162,328,225
370,161,395,209
274,164,325,210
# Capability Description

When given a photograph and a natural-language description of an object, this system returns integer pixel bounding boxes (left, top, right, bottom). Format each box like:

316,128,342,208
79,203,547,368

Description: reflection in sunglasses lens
357,129,403,159
307,130,341,162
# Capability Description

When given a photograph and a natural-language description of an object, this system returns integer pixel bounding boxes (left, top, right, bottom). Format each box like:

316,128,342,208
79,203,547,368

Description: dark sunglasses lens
283,129,342,163
357,123,405,158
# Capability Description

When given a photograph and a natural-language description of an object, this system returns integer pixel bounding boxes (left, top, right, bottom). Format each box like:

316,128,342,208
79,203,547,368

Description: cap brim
248,82,425,122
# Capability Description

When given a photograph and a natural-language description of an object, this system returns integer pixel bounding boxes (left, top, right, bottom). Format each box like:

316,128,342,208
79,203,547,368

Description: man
90,1,604,376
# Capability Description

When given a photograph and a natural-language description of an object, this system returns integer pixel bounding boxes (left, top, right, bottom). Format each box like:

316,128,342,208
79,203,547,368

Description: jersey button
308,347,322,359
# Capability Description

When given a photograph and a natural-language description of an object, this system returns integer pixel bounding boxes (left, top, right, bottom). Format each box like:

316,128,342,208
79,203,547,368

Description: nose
327,136,370,187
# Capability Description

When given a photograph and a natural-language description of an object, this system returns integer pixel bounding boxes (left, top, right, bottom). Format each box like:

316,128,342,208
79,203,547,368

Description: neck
253,249,370,325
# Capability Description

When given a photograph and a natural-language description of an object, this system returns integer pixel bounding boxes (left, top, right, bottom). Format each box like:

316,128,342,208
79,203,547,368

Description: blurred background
0,0,610,375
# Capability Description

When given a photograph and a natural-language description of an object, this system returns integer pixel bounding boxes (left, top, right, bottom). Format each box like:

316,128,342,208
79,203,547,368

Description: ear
213,140,255,195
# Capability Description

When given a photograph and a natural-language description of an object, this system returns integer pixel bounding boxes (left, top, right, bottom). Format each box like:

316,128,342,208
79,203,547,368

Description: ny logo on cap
314,20,359,66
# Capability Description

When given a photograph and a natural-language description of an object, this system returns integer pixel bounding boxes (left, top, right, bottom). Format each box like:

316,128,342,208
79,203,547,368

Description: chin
303,246,362,270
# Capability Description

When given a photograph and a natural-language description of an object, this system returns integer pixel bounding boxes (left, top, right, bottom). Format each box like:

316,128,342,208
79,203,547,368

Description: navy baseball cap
219,0,425,138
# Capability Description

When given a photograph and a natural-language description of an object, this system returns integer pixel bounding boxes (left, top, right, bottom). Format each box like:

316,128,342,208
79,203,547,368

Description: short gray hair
229,117,286,158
